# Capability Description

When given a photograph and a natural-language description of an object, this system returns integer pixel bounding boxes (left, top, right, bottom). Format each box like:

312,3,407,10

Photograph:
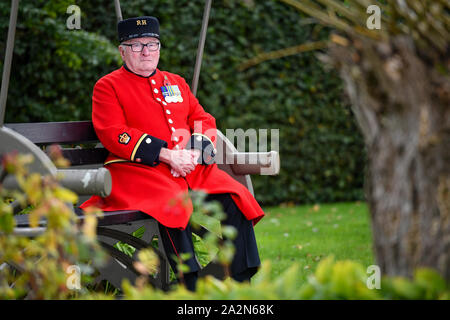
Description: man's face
119,37,160,76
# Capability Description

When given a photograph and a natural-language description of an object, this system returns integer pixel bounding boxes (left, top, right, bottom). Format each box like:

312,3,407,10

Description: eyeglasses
122,41,161,52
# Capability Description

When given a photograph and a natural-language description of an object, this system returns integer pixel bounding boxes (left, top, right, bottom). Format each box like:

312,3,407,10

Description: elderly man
80,16,264,291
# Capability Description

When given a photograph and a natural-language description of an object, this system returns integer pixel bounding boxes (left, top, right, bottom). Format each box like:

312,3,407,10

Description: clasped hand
159,148,201,178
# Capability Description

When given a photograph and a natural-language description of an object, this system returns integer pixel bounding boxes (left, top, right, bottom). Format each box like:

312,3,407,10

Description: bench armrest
57,168,112,197
227,151,280,176
2,167,112,197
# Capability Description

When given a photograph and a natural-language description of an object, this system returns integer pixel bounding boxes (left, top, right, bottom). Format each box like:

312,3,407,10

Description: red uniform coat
80,66,265,229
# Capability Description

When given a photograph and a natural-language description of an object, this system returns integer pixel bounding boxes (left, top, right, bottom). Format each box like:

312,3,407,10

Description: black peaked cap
118,16,160,43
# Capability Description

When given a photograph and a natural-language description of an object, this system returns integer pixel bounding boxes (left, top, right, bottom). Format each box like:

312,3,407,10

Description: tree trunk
330,36,450,281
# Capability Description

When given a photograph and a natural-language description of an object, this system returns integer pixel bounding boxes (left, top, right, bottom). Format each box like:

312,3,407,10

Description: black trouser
157,193,261,291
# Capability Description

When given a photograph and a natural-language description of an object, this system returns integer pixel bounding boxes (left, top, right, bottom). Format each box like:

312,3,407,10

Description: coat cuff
186,133,216,165
131,133,168,166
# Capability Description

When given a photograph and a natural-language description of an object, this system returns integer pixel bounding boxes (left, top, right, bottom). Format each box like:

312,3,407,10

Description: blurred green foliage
122,256,450,300
0,152,107,299
0,0,366,205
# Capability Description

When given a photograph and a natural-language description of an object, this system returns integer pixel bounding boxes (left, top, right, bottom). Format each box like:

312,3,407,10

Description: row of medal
161,85,184,103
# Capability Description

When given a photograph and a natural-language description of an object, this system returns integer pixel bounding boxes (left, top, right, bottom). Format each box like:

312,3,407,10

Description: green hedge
0,0,121,122
0,0,366,205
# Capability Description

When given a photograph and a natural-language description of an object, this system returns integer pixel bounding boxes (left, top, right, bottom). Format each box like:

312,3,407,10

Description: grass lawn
253,201,374,286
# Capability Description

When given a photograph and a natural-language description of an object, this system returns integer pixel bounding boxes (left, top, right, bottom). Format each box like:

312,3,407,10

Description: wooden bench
1,121,279,291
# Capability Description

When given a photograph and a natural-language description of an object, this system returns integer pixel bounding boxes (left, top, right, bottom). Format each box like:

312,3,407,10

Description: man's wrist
158,148,171,164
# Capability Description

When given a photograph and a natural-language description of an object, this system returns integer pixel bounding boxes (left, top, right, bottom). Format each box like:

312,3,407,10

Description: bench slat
14,209,150,228
5,121,98,144
62,148,109,165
